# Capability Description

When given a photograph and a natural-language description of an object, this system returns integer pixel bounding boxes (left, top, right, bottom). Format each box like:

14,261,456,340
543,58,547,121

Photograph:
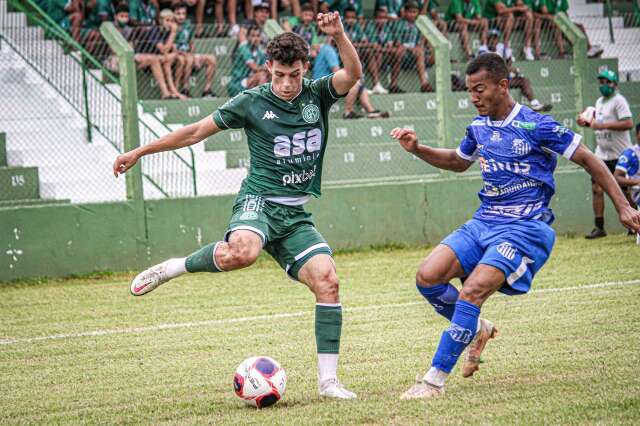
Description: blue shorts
441,218,556,295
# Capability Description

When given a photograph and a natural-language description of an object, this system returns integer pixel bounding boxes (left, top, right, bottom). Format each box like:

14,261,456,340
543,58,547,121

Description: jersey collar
486,102,522,127
269,83,303,104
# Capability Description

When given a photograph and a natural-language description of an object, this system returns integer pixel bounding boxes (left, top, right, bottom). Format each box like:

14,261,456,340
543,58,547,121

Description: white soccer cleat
371,82,389,95
318,378,357,399
130,260,174,296
400,376,445,400
524,47,535,61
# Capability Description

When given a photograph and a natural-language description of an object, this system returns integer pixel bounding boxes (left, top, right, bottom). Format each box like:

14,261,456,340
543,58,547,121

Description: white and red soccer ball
233,356,287,408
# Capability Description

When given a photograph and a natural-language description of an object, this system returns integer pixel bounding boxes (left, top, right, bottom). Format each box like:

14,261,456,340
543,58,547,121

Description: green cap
597,69,618,83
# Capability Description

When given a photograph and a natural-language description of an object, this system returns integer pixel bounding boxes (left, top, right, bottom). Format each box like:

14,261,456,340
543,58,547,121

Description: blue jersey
457,103,582,224
615,145,640,205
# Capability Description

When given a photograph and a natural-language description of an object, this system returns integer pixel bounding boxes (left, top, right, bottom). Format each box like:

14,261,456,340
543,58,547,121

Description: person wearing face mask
578,69,634,239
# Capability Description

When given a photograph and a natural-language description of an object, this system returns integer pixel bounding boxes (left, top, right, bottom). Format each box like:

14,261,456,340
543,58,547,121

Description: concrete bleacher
0,132,48,207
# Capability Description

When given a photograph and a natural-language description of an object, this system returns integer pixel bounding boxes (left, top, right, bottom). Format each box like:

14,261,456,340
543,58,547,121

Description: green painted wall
0,169,622,282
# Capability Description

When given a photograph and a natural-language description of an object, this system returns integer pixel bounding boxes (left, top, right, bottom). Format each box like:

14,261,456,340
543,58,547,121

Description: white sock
318,353,339,382
531,99,542,107
423,367,448,388
165,257,187,279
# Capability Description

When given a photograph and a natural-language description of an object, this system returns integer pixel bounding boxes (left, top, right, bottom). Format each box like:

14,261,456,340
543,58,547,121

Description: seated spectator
289,3,321,57
343,7,387,95
271,0,302,22
313,36,389,119
129,0,160,26
479,30,551,111
613,123,640,231
78,0,114,56
228,26,269,96
445,0,488,59
364,6,398,94
42,0,82,41
106,4,181,99
528,0,555,58
322,0,363,18
213,0,248,37
419,0,447,34
483,0,535,61
238,2,270,46
374,0,403,19
546,0,603,58
174,2,217,97
389,1,432,93
157,0,205,35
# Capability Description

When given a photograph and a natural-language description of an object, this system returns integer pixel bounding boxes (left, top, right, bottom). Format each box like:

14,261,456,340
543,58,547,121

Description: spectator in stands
342,7,387,95
174,2,217,97
483,0,535,61
76,0,114,56
578,69,634,239
420,0,448,34
107,4,181,99
238,2,270,45
157,0,205,34
364,6,397,94
445,0,488,59
528,0,558,58
129,0,160,26
289,3,321,57
613,123,640,238
390,1,432,93
374,0,403,19
271,0,302,22
228,26,269,96
313,36,389,119
322,0,363,18
546,0,603,58
43,0,82,41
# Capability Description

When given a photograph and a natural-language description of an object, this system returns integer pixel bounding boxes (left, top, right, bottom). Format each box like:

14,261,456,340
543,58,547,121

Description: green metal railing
3,0,197,199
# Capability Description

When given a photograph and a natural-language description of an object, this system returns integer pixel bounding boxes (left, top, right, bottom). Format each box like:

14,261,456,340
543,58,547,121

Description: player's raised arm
113,115,221,177
316,12,362,96
571,144,640,232
391,128,473,172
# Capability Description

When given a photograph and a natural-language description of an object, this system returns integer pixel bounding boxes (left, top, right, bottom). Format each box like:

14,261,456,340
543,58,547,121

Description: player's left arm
571,145,640,232
316,12,362,96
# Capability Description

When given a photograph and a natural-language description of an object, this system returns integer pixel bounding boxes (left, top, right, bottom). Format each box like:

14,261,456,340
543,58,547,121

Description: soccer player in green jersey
113,12,362,400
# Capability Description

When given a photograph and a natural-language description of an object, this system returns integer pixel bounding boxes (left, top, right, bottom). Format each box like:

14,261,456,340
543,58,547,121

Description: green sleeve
445,0,462,21
472,0,483,16
309,74,345,109
239,45,254,64
212,92,251,129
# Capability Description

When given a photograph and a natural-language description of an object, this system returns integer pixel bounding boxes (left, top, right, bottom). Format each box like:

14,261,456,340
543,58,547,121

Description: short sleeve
240,46,254,64
615,96,632,120
533,115,582,159
456,126,479,162
212,92,251,130
309,73,346,107
451,0,463,16
616,149,638,176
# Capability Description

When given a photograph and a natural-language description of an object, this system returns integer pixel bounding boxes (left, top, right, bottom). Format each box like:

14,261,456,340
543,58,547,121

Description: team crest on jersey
512,138,531,155
302,104,320,123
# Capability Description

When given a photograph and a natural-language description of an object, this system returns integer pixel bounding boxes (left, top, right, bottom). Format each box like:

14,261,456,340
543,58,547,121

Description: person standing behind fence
445,0,488,60
174,2,217,98
578,69,634,239
613,123,640,242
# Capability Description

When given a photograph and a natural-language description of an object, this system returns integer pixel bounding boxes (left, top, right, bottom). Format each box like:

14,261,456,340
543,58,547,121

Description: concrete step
6,143,115,167
40,178,127,203
571,16,624,30
568,3,604,18
588,28,640,45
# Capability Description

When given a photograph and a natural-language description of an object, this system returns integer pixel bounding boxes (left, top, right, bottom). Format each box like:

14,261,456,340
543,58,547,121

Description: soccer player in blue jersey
391,53,640,399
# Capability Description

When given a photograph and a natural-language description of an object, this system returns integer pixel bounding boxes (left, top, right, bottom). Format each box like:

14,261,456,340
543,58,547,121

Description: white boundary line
1,279,639,346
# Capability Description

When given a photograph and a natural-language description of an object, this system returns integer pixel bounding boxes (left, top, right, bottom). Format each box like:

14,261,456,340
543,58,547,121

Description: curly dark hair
266,32,309,65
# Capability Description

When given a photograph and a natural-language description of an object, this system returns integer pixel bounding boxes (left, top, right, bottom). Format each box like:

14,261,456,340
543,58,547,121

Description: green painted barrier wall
0,170,622,282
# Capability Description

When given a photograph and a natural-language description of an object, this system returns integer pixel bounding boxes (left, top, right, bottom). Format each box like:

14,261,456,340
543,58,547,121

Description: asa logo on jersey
282,165,317,186
274,128,322,158
302,104,320,123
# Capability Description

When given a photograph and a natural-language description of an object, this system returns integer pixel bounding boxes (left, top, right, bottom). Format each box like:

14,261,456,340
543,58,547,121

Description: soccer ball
580,106,596,124
233,356,287,408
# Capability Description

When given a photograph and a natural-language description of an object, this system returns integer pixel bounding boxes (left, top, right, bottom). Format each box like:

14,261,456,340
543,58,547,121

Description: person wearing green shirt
173,2,217,97
363,6,399,94
483,0,535,61
128,0,159,26
446,0,488,59
228,26,269,97
389,1,432,93
114,14,362,400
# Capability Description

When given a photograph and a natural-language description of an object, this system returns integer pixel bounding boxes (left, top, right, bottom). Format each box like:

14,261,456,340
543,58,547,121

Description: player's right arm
113,116,221,177
391,128,473,172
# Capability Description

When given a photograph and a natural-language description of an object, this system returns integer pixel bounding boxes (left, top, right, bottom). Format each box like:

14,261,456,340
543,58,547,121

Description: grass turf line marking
2,279,639,346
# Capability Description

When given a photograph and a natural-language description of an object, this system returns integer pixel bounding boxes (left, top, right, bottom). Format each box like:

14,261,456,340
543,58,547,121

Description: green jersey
546,0,568,14
129,0,158,25
326,0,363,17
176,19,194,52
525,0,547,12
212,75,343,197
396,19,421,47
483,0,516,19
230,43,266,83
343,21,367,43
45,0,70,25
364,20,395,46
83,0,112,29
445,0,482,21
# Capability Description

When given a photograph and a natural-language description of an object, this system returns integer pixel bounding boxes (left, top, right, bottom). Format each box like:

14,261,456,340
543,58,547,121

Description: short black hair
172,2,187,11
636,122,640,134
466,53,508,83
301,3,314,12
267,32,309,65
116,3,129,14
344,6,357,14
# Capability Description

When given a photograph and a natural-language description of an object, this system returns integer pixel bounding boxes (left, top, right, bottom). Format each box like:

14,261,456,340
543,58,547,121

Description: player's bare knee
313,271,340,302
416,266,445,287
458,283,488,306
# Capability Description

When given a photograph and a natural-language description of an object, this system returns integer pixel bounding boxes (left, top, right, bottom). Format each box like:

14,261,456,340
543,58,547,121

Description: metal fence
0,0,197,204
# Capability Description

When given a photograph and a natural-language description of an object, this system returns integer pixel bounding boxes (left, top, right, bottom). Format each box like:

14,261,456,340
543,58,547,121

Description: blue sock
416,283,459,321
431,300,480,374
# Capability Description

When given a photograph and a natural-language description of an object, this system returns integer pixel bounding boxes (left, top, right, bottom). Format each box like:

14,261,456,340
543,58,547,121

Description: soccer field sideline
2,278,639,347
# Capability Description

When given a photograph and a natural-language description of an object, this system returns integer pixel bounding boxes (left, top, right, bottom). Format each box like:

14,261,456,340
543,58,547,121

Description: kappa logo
512,138,531,155
262,111,279,120
497,242,517,260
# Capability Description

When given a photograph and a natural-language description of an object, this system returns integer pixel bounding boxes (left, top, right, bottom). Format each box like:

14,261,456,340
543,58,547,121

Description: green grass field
1,234,640,424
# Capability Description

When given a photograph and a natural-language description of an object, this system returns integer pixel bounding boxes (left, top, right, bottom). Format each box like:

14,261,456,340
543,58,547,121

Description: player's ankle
424,367,448,388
